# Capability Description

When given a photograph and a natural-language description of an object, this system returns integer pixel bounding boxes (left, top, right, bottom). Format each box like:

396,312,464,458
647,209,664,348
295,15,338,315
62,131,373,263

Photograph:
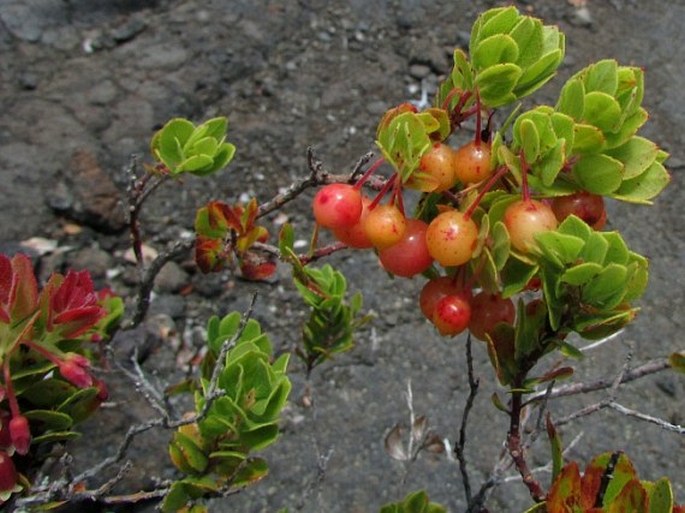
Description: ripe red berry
362,204,407,249
503,199,558,253
468,291,515,341
312,184,363,230
332,196,373,249
378,219,433,277
425,210,479,267
433,294,472,336
551,191,607,230
419,276,467,320
453,141,492,184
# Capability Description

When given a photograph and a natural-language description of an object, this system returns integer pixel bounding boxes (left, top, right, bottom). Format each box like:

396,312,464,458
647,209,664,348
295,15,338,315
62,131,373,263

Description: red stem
463,165,510,220
353,157,385,190
368,174,397,210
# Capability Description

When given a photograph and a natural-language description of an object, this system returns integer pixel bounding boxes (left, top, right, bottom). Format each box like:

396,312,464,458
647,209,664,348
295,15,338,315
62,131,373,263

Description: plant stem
506,376,546,503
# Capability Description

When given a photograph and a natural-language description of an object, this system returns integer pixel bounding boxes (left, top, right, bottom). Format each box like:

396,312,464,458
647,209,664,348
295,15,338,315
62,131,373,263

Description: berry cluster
311,114,610,341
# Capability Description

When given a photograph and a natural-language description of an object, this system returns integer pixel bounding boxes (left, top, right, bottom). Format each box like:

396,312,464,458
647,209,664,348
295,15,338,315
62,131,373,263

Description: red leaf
547,461,582,513
45,270,106,338
195,236,229,273
606,479,647,513
239,251,277,281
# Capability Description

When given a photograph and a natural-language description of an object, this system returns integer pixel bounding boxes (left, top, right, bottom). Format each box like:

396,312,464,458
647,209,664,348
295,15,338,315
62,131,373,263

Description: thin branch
527,357,671,403
606,402,685,434
456,334,479,505
121,238,195,330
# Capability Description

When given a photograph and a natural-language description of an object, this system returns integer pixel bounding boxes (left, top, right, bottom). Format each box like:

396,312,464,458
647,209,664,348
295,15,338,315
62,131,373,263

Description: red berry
468,291,515,341
362,204,407,249
379,219,433,277
312,184,363,230
332,196,373,249
433,294,472,336
425,210,479,267
0,450,17,492
9,415,30,455
503,199,558,253
419,276,466,320
453,141,492,184
551,191,607,230
414,142,457,192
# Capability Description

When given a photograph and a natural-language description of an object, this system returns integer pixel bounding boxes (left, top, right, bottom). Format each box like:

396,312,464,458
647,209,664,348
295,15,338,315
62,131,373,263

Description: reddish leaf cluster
194,199,276,279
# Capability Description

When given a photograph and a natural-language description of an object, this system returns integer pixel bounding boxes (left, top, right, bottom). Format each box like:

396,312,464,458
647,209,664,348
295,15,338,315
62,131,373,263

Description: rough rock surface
0,0,683,512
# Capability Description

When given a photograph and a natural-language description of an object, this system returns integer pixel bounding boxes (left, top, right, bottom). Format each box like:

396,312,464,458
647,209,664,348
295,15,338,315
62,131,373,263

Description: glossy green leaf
513,46,564,97
584,59,619,94
538,138,566,187
572,123,606,154
536,231,585,267
606,136,659,180
176,154,214,174
472,6,520,45
579,231,609,264
604,107,649,149
501,255,538,298
602,231,630,265
509,16,543,67
557,213,592,240
451,48,474,94
475,63,522,107
613,161,671,204
550,112,575,147
491,221,511,270
556,78,585,119
581,263,628,309
573,154,624,194
582,91,622,132
561,262,603,286
472,34,519,70
519,118,540,163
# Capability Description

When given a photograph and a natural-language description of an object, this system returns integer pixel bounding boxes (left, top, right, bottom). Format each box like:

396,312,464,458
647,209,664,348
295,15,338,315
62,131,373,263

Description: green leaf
171,431,209,474
513,47,564,98
550,112,576,147
472,6,520,44
509,16,543,67
604,107,649,149
201,117,229,140
24,409,73,431
501,256,538,298
582,91,622,133
556,78,585,119
612,161,671,204
572,123,606,154
32,430,81,444
538,138,566,187
606,136,659,180
472,34,520,70
535,231,586,267
475,63,522,107
562,262,603,286
648,477,674,513
491,221,511,270
176,154,215,174
584,59,619,94
153,118,194,167
232,457,270,488
606,480,648,513
19,378,74,407
547,462,582,512
602,231,630,265
519,118,541,163
579,231,609,264
451,48,474,93
557,213,592,241
573,154,624,194
581,263,628,309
